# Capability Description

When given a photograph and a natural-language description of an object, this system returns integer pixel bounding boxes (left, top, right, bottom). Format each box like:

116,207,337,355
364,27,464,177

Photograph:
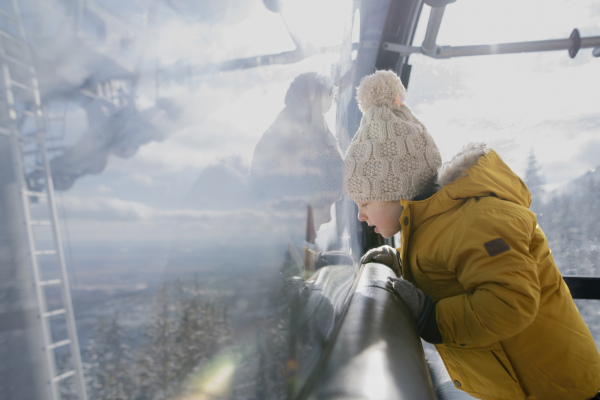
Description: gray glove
360,245,402,276
386,276,428,320
386,276,442,344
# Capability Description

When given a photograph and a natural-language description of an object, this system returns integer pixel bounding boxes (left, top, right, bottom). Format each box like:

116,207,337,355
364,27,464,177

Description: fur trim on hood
438,143,489,188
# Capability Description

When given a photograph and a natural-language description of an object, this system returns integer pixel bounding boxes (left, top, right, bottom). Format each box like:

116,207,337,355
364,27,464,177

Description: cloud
409,57,469,104
131,174,155,186
60,195,269,222
60,196,158,221
575,140,600,169
56,194,296,244
410,41,600,191
445,117,517,132
535,114,600,137
126,68,303,173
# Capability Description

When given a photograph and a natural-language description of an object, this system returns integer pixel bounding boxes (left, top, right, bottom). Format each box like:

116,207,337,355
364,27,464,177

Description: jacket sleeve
435,202,541,348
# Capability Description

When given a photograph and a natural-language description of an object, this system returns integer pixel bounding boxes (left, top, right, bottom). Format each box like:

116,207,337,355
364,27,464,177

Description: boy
343,70,600,400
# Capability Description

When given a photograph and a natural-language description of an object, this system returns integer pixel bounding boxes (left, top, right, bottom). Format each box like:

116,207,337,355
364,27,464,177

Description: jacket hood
405,143,532,227
439,143,531,206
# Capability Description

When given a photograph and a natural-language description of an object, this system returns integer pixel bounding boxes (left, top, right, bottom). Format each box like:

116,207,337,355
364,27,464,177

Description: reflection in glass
174,70,352,398
2,0,358,397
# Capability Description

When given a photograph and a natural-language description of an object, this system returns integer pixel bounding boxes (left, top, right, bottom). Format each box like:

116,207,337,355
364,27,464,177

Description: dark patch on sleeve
484,238,511,256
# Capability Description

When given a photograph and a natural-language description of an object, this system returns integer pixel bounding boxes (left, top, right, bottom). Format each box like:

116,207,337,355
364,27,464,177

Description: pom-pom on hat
344,70,442,202
356,69,406,112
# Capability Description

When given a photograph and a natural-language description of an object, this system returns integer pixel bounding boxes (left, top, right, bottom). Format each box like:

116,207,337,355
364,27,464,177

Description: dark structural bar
563,276,600,300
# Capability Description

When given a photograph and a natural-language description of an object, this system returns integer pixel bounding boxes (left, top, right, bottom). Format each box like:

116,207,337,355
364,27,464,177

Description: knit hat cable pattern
344,70,442,202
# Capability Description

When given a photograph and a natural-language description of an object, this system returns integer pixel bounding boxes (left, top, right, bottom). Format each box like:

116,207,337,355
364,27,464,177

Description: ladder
0,1,87,399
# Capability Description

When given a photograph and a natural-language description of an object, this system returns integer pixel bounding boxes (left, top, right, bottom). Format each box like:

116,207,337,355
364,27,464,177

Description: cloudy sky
46,0,599,255
409,0,600,191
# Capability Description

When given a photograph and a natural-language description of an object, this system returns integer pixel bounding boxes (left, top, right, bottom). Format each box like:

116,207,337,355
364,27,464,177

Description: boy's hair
343,70,441,202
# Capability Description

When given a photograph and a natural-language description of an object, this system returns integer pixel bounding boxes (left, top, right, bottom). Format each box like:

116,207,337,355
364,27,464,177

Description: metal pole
421,6,445,55
438,35,600,58
0,131,49,400
36,108,89,400
383,35,600,59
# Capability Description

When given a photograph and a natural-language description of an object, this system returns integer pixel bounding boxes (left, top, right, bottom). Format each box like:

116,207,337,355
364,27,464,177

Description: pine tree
173,275,234,398
172,278,204,384
578,177,600,241
135,282,178,400
173,277,225,385
135,277,234,399
524,150,546,223
84,312,136,400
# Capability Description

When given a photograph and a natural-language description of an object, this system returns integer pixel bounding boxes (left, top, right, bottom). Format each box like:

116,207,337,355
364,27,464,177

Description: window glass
1,0,361,398
1,0,599,398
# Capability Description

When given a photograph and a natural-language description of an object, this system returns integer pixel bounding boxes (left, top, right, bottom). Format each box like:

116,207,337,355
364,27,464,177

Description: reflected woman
249,71,345,273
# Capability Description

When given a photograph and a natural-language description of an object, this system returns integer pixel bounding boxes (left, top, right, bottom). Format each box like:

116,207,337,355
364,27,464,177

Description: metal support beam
384,32,600,59
563,276,600,300
421,5,445,56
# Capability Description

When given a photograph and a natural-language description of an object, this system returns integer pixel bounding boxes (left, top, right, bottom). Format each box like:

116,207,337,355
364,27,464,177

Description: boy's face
356,201,403,238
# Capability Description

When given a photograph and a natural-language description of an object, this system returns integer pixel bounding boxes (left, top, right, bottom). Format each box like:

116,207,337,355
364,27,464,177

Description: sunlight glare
359,341,391,398
180,352,238,399
281,0,351,48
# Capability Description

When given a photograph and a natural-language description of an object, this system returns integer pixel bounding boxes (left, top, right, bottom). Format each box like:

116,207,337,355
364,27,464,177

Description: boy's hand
386,276,428,320
360,245,402,275
386,276,442,344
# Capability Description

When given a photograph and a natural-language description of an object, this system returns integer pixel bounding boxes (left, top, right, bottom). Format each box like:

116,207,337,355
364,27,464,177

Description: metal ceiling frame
383,2,600,59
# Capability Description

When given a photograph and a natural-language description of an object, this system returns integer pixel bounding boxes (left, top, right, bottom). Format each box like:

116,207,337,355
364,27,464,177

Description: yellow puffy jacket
396,145,600,400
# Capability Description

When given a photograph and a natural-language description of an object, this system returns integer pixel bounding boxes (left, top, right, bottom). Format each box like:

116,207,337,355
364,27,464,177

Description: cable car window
1,0,598,399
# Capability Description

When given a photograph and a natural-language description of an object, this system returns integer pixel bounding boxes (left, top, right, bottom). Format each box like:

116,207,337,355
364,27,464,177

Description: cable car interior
0,0,599,399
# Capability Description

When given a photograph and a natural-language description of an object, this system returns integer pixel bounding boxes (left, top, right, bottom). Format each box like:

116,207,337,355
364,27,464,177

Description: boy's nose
357,211,366,222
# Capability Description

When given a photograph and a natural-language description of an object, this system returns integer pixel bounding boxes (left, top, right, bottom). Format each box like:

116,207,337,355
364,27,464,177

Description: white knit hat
343,70,442,202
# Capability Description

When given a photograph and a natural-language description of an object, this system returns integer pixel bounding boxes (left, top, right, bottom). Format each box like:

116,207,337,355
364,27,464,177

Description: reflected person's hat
343,70,442,202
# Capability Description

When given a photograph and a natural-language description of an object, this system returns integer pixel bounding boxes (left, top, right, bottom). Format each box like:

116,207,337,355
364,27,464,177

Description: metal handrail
299,263,437,399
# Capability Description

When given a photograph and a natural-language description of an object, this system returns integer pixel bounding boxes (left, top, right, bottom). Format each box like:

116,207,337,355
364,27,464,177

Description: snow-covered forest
79,259,300,399
80,278,234,399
